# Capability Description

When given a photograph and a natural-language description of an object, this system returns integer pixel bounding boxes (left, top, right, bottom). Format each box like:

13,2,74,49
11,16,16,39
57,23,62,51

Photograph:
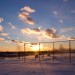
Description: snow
0,54,75,75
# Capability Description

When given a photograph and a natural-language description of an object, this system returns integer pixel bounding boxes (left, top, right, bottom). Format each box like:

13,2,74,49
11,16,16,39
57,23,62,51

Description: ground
0,54,75,75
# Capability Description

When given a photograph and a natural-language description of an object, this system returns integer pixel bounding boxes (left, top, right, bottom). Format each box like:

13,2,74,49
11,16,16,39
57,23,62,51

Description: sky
0,0,75,51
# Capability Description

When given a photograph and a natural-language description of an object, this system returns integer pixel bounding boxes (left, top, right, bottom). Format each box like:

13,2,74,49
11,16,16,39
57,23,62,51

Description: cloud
60,27,75,33
7,36,10,39
0,33,9,36
58,19,63,23
4,40,12,43
19,6,36,25
0,25,3,32
17,37,20,40
21,28,41,34
63,0,69,2
11,40,22,45
42,28,61,38
70,37,75,40
19,12,35,25
8,22,16,30
21,6,35,13
70,10,75,14
0,17,3,23
11,40,19,43
67,37,75,40
53,11,58,15
21,27,65,40
11,40,23,45
33,28,41,32
0,38,4,41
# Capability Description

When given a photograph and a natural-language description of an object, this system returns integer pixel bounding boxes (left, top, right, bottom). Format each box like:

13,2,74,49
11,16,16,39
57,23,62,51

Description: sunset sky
0,0,75,51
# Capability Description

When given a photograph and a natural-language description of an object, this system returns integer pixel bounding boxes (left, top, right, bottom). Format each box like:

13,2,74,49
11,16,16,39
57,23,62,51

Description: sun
32,45,39,51
31,44,43,52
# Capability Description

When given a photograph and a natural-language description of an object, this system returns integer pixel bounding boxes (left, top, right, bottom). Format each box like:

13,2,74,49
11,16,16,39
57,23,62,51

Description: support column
39,42,40,62
24,43,26,63
53,42,55,62
69,40,71,63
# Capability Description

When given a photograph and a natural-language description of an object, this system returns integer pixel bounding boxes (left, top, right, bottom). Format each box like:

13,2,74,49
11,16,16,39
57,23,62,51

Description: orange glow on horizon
31,44,43,52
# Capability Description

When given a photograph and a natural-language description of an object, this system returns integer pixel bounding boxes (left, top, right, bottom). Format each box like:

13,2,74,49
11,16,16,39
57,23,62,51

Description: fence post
69,40,71,63
39,42,40,62
53,42,55,62
17,45,20,59
24,43,26,63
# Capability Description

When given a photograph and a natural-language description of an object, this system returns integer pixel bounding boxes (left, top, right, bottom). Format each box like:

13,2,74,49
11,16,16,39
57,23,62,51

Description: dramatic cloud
0,25,3,32
19,6,36,25
11,40,24,46
67,37,75,40
19,12,35,25
0,38,4,41
0,17,3,23
60,27,75,33
33,28,41,32
21,28,41,34
21,6,35,13
21,27,65,40
70,37,75,40
9,22,16,30
42,28,61,38
11,40,21,45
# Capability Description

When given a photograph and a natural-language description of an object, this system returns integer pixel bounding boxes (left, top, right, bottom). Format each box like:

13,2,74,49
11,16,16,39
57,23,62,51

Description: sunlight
31,44,43,52
32,45,39,51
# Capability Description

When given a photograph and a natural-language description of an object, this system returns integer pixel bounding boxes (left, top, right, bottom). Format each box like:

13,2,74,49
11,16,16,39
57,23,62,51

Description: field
0,53,75,75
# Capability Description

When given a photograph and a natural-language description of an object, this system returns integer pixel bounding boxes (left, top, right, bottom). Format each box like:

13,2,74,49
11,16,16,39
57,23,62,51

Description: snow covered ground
0,54,75,75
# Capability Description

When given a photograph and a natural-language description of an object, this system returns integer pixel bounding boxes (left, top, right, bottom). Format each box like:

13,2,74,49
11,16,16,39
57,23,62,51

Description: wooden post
53,42,55,62
69,40,71,63
18,45,20,59
39,42,40,62
24,43,26,63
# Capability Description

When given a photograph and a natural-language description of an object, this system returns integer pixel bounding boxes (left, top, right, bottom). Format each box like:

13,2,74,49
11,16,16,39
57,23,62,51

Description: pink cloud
21,6,35,13
60,27,75,33
19,12,35,25
0,38,4,41
0,33,9,36
0,17,3,23
0,25,3,32
42,28,60,38
21,28,41,34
